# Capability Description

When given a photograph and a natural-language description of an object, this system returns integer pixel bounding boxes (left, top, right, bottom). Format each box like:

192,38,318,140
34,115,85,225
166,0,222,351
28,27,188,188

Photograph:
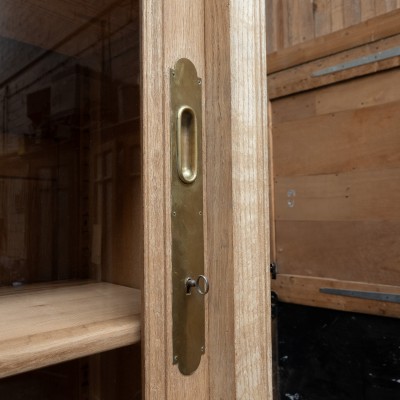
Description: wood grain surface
272,68,400,123
268,33,400,99
141,0,167,398
230,1,272,398
267,7,400,73
0,282,141,378
269,33,400,317
273,101,400,177
273,274,400,318
204,0,236,397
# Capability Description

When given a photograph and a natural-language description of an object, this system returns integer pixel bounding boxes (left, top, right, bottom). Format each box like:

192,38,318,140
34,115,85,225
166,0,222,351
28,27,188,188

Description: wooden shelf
0,282,141,378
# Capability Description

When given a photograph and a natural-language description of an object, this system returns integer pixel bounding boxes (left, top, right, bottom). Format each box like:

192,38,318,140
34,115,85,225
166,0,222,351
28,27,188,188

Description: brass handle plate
170,58,206,376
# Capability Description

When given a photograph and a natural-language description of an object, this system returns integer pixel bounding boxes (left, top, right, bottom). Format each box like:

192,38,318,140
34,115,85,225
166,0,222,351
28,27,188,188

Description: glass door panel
0,1,142,397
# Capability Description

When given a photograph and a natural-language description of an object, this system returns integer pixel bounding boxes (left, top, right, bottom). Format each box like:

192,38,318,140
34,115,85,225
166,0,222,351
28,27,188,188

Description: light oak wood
204,0,236,397
141,0,167,398
268,33,400,99
0,282,141,378
273,274,400,318
205,0,272,397
142,0,208,398
229,1,272,398
267,7,400,73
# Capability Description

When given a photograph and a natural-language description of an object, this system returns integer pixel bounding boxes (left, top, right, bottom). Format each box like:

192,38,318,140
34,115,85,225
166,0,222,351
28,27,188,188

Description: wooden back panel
269,12,400,317
267,0,400,53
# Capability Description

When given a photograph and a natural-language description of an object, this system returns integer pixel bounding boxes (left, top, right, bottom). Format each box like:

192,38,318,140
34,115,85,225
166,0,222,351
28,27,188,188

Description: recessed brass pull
177,106,197,183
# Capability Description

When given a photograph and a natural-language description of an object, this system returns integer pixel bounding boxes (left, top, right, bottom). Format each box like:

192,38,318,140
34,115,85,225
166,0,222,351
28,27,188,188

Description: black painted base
277,303,400,400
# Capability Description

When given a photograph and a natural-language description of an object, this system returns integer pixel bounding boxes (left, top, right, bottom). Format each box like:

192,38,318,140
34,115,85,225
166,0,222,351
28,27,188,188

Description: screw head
197,78,202,85
173,355,178,362
172,211,176,216
201,346,205,353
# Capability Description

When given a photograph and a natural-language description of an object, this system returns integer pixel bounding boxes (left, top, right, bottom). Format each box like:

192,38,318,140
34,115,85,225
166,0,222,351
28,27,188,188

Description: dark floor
276,302,400,400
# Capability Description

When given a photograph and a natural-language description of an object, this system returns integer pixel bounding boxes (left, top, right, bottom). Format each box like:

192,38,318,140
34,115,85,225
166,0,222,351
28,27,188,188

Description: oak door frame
142,0,272,398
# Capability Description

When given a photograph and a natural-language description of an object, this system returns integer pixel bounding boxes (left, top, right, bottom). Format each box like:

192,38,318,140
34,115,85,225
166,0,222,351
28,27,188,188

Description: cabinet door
142,0,272,399
0,0,271,398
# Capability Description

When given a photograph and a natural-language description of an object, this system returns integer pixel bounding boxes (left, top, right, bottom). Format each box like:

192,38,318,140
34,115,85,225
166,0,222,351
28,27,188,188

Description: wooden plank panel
275,168,400,221
361,0,377,20
273,100,400,177
375,0,399,15
268,8,400,73
281,0,291,48
374,0,388,15
288,0,314,46
343,0,361,26
266,0,279,53
271,68,400,123
315,68,400,115
274,221,400,285
331,0,345,31
0,282,141,378
268,33,400,99
314,0,332,37
272,275,400,318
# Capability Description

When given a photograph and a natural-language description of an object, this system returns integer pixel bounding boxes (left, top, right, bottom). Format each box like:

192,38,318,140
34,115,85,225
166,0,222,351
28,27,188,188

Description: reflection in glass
0,0,141,288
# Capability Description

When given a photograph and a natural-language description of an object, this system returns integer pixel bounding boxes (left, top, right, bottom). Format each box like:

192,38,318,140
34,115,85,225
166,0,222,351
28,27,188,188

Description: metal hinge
270,262,277,280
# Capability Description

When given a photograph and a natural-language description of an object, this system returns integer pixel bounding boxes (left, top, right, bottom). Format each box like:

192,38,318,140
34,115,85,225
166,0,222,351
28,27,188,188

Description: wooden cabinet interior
0,0,142,396
268,10,400,318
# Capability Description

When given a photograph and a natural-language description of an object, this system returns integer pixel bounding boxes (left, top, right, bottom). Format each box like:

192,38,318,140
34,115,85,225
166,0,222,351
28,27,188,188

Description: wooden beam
268,33,400,99
268,7,400,74
204,0,236,398
271,68,400,124
230,1,271,396
205,0,272,398
273,274,400,318
141,0,166,398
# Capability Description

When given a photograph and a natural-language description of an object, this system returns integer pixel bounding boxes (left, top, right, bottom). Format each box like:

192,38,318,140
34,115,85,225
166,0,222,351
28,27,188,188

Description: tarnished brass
177,106,198,183
170,58,206,375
